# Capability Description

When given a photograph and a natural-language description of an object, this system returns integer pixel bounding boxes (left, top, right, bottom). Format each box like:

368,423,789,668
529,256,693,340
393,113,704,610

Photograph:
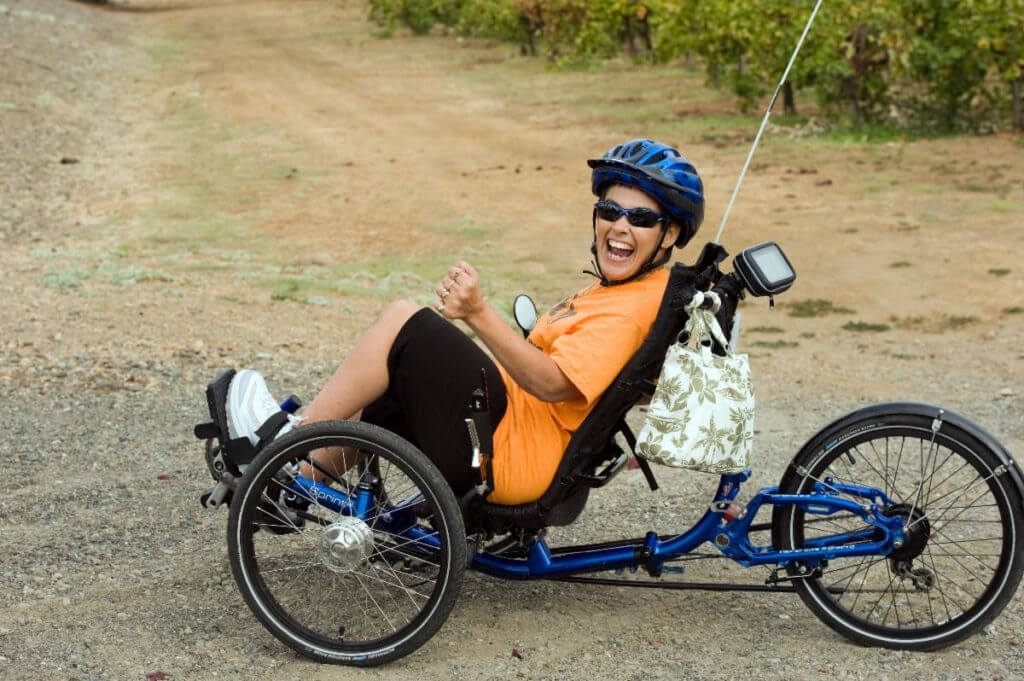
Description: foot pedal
204,369,235,444
194,419,219,440
200,481,234,509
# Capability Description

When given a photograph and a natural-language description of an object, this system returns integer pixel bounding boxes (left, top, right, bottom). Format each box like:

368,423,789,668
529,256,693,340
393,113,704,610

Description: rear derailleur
892,559,935,592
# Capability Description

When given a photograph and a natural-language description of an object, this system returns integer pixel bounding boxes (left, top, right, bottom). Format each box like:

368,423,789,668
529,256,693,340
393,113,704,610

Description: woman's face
595,184,681,282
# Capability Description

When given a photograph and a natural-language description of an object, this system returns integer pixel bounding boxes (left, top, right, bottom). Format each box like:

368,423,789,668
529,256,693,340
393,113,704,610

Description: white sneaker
226,369,299,447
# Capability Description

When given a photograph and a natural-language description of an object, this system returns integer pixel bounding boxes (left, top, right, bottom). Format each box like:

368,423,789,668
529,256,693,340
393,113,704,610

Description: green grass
890,314,979,332
786,299,856,318
945,315,979,329
97,263,177,285
985,200,1020,213
842,321,891,332
889,261,911,268
988,268,1011,277
268,278,335,305
814,123,916,146
1004,306,1024,315
40,266,92,290
799,332,816,339
30,246,96,260
752,340,799,349
747,326,784,334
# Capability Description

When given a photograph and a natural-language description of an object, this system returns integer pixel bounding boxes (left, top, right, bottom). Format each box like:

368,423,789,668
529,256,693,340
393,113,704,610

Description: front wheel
227,420,467,666
772,406,1024,650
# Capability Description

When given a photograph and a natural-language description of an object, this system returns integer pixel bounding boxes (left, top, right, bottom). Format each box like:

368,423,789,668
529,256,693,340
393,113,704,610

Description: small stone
999,388,1015,397
778,613,790,619
983,623,996,636
116,612,129,620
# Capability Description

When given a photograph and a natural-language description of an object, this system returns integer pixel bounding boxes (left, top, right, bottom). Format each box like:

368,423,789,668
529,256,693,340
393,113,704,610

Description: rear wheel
772,409,1024,650
227,420,466,665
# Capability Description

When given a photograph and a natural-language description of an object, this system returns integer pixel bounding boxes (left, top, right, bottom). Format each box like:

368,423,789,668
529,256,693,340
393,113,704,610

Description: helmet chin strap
584,209,672,287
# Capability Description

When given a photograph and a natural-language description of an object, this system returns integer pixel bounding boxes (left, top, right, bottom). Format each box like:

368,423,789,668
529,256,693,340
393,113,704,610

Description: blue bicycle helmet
588,139,704,246
585,139,704,286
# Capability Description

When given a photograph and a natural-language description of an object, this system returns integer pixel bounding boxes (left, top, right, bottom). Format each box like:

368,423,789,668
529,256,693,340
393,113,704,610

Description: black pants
361,308,508,498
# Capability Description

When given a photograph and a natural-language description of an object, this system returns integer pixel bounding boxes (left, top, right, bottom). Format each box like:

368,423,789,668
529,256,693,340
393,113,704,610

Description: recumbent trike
193,241,1024,666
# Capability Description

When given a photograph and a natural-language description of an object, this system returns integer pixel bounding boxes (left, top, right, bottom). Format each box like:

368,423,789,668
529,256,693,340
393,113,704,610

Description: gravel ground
3,358,1022,681
1,2,1022,680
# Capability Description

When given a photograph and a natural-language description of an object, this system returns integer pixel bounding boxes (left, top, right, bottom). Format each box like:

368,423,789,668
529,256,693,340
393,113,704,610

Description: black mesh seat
475,261,706,530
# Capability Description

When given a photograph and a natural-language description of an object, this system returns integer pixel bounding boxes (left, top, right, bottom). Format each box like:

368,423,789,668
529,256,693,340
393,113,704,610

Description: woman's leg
299,300,422,480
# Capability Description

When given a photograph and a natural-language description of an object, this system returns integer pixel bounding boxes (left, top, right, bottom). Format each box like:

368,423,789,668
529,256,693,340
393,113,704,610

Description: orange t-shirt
489,268,670,505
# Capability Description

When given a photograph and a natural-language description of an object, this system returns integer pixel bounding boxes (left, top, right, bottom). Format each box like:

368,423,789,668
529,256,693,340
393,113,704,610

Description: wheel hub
319,517,375,572
883,503,931,561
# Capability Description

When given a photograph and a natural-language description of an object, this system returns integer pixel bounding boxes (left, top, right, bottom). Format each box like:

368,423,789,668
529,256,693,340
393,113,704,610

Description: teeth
609,240,634,251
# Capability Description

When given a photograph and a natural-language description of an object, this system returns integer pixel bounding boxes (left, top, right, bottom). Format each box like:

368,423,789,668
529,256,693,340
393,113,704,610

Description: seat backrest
478,261,702,528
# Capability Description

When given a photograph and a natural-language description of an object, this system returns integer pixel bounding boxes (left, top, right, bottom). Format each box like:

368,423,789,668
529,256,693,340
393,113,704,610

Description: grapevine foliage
365,0,1024,132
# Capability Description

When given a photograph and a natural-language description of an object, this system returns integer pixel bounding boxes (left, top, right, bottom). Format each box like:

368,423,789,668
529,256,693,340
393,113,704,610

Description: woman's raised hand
436,262,485,320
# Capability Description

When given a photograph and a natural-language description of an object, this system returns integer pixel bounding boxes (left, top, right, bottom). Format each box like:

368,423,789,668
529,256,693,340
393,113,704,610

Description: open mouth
605,238,635,263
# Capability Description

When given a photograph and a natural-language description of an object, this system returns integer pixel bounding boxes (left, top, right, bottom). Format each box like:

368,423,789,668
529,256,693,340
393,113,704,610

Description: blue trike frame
286,468,906,581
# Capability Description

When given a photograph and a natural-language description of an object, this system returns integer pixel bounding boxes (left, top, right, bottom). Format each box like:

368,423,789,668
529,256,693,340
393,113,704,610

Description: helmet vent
628,142,645,157
647,151,667,164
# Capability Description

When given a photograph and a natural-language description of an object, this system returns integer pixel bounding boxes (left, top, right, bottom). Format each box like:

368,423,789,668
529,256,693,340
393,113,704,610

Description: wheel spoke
351,570,397,632
231,425,461,659
922,545,957,622
783,425,1018,644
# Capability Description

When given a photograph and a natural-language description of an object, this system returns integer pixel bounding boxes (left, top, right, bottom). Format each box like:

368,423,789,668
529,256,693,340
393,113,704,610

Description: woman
226,139,704,505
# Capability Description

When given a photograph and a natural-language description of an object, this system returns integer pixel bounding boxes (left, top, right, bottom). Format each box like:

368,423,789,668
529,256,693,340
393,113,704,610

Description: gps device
733,242,795,297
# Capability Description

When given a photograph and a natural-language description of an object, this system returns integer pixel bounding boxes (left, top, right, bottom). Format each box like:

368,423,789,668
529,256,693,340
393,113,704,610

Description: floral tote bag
635,292,754,474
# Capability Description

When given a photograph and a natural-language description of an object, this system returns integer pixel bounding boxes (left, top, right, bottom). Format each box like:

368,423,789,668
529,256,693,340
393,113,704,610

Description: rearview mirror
512,294,538,337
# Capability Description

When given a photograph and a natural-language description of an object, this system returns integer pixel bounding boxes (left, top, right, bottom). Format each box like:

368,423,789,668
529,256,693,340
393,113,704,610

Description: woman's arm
436,262,583,403
465,303,582,403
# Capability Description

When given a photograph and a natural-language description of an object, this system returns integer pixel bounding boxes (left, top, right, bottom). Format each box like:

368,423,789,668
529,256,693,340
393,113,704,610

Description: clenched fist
436,262,485,321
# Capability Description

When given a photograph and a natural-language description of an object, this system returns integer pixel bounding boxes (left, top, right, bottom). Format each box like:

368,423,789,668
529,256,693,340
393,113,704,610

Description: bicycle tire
771,406,1024,650
227,420,466,665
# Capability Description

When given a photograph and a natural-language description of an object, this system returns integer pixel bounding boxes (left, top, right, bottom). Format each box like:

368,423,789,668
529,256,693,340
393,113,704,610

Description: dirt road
2,1,1022,679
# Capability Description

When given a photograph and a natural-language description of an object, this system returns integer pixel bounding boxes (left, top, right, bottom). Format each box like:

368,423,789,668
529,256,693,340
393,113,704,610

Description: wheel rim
788,424,1017,642
234,433,454,656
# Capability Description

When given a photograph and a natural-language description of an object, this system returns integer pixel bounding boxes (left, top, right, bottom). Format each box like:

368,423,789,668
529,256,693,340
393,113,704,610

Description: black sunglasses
594,199,667,228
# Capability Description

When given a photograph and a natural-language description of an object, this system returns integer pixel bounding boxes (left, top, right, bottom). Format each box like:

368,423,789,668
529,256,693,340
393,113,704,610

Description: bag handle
684,292,733,357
